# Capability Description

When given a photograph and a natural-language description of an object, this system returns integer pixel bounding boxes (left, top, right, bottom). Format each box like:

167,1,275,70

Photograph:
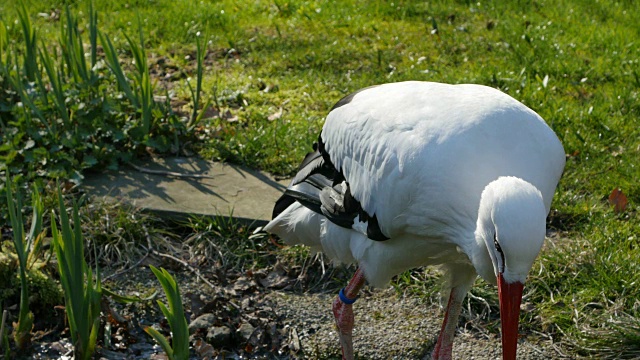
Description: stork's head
474,176,547,360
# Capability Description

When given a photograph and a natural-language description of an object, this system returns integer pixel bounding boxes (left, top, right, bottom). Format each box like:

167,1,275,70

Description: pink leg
432,286,467,360
332,268,366,360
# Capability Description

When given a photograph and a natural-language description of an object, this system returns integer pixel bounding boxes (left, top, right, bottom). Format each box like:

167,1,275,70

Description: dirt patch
23,253,569,359
269,289,567,359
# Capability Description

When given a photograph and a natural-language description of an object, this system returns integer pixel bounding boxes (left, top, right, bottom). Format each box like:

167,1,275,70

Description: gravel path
269,288,568,359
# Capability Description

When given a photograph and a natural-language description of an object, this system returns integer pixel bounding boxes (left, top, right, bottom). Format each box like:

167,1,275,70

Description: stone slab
82,157,289,226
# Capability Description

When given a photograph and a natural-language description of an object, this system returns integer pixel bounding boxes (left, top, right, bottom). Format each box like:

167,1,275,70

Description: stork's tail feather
264,202,324,252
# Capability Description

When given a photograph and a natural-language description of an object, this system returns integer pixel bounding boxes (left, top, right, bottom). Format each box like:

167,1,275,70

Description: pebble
188,313,217,334
206,326,233,348
237,322,256,341
268,288,565,359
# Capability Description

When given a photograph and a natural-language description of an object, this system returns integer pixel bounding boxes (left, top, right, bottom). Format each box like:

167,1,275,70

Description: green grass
1,0,639,357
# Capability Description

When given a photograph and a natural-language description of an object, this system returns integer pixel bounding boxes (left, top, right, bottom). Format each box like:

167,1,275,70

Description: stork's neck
469,176,547,285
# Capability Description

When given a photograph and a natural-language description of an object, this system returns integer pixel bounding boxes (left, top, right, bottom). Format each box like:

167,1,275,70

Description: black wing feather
271,93,390,242
271,142,390,241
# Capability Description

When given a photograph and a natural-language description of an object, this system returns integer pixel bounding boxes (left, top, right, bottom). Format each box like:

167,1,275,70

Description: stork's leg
431,286,467,360
332,268,366,360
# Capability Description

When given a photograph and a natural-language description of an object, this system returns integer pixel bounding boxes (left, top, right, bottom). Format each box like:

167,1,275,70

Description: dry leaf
200,106,220,119
222,109,238,122
267,107,283,121
608,188,628,213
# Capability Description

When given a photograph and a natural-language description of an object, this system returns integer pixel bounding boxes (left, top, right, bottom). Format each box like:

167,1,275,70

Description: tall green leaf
145,266,190,360
16,1,37,82
5,176,34,351
51,188,102,360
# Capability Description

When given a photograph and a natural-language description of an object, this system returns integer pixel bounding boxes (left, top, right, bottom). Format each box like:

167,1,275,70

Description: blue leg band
339,287,358,305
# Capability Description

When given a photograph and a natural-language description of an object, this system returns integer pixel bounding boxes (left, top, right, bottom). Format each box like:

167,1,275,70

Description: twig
103,250,151,281
127,162,216,179
151,251,218,290
32,328,55,341
106,223,241,311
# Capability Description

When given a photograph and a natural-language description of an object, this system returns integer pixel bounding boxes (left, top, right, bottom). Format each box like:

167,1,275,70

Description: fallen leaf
608,188,628,213
267,107,283,121
222,109,238,122
200,106,220,119
233,276,257,293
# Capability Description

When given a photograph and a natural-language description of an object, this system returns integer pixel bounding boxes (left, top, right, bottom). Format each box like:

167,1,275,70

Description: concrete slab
82,157,289,226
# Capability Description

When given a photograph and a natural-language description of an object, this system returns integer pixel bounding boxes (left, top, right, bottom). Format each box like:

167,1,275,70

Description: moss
27,268,62,313
0,243,20,306
0,241,62,318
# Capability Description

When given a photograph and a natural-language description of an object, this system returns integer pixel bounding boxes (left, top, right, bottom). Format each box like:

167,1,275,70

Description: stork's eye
494,232,505,273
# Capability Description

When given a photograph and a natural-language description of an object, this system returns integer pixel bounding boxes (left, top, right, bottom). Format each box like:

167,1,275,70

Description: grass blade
100,31,139,108
124,24,154,135
143,326,174,358
88,0,98,69
188,34,206,128
40,45,70,125
16,1,37,82
61,5,89,83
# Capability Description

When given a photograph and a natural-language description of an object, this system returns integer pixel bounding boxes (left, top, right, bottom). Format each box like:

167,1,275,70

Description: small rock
50,339,72,354
206,326,232,348
241,297,253,310
98,349,127,360
128,342,155,355
189,313,217,334
194,339,216,358
236,322,255,342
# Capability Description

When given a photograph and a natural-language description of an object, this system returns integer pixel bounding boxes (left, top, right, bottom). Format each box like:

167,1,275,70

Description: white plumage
265,81,565,360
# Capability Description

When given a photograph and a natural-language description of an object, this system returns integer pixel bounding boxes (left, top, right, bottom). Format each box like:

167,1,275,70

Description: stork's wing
277,81,565,242
272,141,390,241
320,81,566,238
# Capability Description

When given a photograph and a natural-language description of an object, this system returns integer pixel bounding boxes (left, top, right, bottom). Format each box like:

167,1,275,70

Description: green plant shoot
51,187,102,360
144,266,189,360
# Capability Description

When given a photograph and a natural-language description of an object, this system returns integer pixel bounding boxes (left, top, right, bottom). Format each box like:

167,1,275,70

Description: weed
81,200,156,267
0,2,197,212
182,214,268,271
4,175,46,351
186,33,210,129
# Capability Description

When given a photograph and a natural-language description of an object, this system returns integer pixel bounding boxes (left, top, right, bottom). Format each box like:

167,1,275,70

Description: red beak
498,274,524,360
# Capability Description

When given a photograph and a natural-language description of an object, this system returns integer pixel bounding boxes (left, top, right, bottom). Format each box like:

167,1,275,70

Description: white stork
265,81,565,359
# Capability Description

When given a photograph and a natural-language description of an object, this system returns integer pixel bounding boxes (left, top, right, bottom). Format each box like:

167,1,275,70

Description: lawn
1,0,640,358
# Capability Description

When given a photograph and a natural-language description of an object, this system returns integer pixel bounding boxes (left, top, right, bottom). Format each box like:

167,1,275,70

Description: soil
22,252,571,360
